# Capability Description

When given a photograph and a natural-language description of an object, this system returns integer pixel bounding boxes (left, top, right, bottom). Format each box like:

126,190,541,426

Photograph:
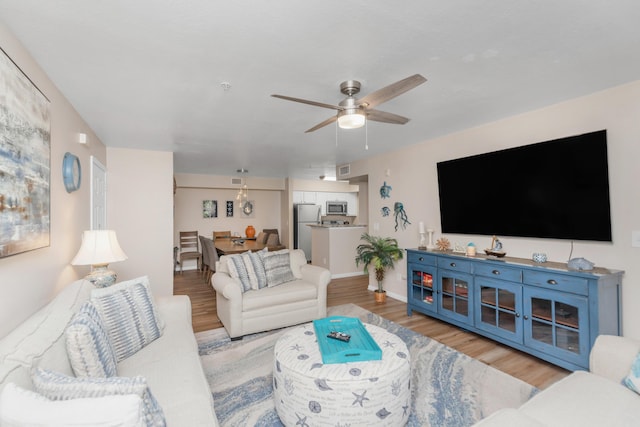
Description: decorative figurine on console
484,235,506,257
436,237,451,251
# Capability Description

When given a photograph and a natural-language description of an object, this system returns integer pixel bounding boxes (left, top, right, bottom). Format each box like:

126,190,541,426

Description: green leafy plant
355,233,404,293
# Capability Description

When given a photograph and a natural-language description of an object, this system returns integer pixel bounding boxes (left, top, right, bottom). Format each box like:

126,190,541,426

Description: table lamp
71,230,128,287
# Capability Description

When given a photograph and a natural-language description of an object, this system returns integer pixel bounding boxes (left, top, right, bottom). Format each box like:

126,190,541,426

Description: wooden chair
213,231,232,239
179,231,201,274
201,237,218,284
199,235,210,282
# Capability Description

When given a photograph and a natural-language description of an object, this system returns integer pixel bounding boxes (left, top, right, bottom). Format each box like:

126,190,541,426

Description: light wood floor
174,270,570,389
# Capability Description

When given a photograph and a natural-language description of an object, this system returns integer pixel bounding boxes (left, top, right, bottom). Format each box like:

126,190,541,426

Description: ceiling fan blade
358,74,427,109
271,94,341,111
305,116,338,133
366,109,410,125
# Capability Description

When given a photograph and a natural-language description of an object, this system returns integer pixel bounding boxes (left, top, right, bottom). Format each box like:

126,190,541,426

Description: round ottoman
273,322,411,426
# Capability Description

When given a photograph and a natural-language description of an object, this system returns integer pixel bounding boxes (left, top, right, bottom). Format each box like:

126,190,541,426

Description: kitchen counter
310,225,367,278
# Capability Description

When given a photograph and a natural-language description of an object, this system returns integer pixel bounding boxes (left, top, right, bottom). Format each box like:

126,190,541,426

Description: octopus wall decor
393,202,411,231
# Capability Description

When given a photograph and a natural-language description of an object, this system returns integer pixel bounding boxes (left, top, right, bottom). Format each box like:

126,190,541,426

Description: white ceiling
2,1,640,180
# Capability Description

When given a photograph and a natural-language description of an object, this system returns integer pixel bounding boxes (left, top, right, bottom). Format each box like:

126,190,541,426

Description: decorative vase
245,225,256,239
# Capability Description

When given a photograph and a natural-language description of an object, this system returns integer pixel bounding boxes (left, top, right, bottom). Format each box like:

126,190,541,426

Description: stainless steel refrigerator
293,203,321,262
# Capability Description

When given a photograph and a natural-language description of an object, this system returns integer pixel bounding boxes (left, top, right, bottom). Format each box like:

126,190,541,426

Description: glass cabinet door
408,263,437,313
475,278,523,343
439,270,473,324
523,288,589,366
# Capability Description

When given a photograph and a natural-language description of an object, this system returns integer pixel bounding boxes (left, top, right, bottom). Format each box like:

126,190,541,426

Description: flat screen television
436,130,612,242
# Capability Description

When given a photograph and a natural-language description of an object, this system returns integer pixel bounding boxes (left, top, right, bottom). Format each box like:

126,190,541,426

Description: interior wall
0,23,107,338
106,148,174,296
173,187,282,269
349,80,640,339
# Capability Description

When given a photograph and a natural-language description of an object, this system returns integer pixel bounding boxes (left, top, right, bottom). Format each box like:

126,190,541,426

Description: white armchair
212,249,331,339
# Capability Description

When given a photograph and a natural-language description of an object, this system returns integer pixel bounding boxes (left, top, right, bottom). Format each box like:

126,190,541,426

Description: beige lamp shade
71,230,128,266
71,230,127,287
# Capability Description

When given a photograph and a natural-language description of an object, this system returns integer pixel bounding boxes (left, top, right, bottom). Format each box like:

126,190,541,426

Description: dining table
214,238,285,256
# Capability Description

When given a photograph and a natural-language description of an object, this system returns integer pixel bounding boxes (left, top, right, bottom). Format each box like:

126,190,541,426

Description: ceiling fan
271,74,427,133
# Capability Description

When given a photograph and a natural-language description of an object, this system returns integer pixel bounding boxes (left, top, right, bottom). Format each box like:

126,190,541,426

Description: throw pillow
263,249,296,287
65,300,118,378
226,253,252,293
0,382,144,427
226,250,268,291
32,369,165,427
91,276,164,362
623,351,640,394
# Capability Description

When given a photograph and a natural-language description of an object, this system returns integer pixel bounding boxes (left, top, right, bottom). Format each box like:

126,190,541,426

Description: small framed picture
203,200,217,218
226,201,234,217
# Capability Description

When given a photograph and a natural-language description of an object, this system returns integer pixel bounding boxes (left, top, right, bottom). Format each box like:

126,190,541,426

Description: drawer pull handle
419,257,424,261
450,262,456,267
492,270,500,275
515,312,520,318
547,279,558,285
524,315,529,320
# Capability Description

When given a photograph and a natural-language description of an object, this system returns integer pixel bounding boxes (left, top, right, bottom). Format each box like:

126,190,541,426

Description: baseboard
366,285,408,303
331,272,367,279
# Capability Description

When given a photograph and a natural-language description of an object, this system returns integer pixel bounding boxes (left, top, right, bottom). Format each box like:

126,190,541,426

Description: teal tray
312,316,382,364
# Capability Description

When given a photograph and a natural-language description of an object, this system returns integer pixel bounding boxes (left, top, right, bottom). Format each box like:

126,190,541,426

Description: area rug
196,304,537,426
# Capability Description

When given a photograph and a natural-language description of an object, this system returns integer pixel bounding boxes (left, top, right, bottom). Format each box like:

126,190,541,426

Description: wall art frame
0,47,51,258
203,200,217,218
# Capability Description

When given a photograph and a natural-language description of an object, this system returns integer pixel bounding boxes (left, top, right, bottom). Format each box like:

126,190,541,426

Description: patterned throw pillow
623,351,640,394
65,301,117,377
226,250,268,292
263,249,296,287
91,276,164,362
0,382,144,427
32,369,165,427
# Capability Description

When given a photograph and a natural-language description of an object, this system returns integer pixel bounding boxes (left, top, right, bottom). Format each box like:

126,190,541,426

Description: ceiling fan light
337,110,366,129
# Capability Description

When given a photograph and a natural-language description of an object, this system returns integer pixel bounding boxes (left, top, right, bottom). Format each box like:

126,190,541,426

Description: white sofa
212,248,331,339
0,279,219,426
474,335,640,426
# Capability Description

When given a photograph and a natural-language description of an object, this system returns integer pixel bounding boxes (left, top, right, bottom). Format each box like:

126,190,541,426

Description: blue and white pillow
226,250,268,292
623,351,640,394
91,276,164,362
263,249,296,287
32,369,165,427
65,301,117,377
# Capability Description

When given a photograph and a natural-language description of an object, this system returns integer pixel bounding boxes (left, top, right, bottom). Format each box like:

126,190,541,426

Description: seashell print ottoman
273,322,411,426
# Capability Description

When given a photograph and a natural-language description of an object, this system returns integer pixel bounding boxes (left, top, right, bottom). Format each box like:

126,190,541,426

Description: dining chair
202,237,218,284
213,231,232,239
199,235,210,282
179,231,201,274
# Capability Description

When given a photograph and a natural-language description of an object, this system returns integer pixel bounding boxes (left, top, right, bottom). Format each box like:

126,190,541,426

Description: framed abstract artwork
0,48,51,258
226,201,234,217
203,200,217,218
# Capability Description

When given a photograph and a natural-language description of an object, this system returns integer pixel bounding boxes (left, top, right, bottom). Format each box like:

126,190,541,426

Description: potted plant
355,233,404,303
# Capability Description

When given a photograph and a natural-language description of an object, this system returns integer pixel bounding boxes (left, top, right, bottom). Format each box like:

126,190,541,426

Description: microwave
326,201,348,215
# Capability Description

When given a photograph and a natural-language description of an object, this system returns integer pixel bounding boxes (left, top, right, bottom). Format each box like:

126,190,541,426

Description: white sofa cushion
242,280,317,312
0,382,144,427
32,369,165,427
91,277,164,362
519,371,640,426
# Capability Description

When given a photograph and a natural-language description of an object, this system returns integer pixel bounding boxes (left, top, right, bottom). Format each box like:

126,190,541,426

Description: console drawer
407,252,436,266
437,257,472,273
523,270,588,295
474,263,522,282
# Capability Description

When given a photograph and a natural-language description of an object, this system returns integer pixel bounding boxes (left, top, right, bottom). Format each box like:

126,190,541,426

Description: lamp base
86,264,118,288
